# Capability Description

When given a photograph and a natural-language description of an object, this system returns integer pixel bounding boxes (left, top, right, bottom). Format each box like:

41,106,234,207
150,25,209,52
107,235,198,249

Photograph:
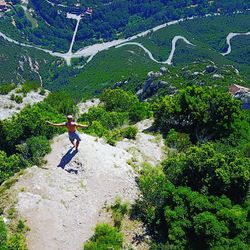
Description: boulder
160,67,167,74
206,65,218,74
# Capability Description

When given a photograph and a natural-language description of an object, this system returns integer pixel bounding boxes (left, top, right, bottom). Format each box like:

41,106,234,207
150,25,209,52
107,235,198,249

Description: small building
0,0,9,12
229,84,250,95
229,84,250,110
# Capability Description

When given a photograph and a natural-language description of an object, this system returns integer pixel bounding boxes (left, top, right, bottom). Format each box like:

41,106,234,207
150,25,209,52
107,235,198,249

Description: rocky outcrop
137,69,177,100
9,119,164,250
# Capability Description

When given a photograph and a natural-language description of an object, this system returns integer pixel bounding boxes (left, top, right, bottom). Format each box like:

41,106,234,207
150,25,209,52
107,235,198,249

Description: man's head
67,115,74,122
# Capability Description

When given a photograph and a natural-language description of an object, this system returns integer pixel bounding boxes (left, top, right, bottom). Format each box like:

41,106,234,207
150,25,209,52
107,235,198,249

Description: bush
80,107,129,131
163,143,250,203
39,88,46,95
0,103,64,153
110,198,129,229
165,129,191,152
10,94,23,104
18,81,40,94
16,136,51,165
153,86,242,142
101,89,151,123
136,165,250,249
121,126,138,140
0,83,15,95
100,88,137,112
0,217,7,249
6,234,27,250
0,218,27,250
0,151,24,185
129,102,151,123
85,121,108,137
104,126,138,146
45,91,77,115
84,224,123,250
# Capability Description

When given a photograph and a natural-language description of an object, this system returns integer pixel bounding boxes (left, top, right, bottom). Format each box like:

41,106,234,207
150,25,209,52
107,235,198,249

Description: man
46,115,88,151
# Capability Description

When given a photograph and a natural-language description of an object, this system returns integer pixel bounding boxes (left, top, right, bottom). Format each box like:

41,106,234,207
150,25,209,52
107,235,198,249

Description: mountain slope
13,133,138,250
6,121,164,249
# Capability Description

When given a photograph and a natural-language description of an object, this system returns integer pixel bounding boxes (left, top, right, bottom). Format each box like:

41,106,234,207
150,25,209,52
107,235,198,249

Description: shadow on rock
57,148,78,172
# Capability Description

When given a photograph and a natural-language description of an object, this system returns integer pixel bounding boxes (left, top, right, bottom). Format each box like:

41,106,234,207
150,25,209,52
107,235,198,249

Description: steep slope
0,87,49,120
8,119,164,250
13,133,137,249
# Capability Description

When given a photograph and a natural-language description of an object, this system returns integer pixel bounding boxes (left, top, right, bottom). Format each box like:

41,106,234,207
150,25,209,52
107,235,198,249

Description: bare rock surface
0,88,48,120
14,133,138,250
117,119,165,166
76,99,100,116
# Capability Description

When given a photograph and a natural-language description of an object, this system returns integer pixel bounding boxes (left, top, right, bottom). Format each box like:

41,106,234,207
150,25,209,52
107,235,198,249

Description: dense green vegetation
0,218,28,250
0,38,63,85
2,0,250,51
83,198,129,249
153,86,243,142
0,73,249,249
134,85,250,249
84,223,123,250
0,84,15,95
135,13,250,81
1,12,250,100
0,91,76,185
79,88,150,144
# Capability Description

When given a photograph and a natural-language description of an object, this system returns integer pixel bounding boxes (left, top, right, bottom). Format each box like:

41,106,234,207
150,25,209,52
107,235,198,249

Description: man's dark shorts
68,131,81,141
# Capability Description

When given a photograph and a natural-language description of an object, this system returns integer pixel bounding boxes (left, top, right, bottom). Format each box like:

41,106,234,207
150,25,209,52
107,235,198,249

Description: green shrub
80,107,129,131
0,83,15,95
85,121,108,137
16,136,51,165
19,81,40,94
100,88,137,112
0,218,27,250
45,91,77,115
104,126,138,145
0,151,24,185
39,88,46,95
10,94,23,104
110,198,129,229
136,165,250,249
129,102,151,123
0,217,7,249
121,126,138,140
165,129,191,152
6,233,27,250
84,224,123,250
163,143,250,203
153,86,242,142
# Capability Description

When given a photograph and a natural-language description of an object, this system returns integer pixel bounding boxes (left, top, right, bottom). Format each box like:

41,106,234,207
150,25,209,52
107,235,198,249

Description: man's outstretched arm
75,123,89,128
46,121,65,127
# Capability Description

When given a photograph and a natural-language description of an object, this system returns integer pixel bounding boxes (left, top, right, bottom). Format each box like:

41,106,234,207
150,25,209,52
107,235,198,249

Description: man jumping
46,115,88,151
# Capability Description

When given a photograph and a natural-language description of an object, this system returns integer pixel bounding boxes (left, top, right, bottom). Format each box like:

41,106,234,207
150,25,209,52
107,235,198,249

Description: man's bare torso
65,122,77,132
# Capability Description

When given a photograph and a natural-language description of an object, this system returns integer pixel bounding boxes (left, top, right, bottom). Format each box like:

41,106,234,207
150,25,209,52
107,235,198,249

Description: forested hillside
0,67,249,249
1,0,250,51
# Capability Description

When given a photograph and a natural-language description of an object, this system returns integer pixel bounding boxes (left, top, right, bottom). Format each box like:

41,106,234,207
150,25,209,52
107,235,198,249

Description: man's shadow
57,148,79,174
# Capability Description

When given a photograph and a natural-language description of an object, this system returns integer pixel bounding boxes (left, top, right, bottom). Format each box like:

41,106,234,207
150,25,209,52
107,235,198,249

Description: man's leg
75,140,80,150
70,139,75,147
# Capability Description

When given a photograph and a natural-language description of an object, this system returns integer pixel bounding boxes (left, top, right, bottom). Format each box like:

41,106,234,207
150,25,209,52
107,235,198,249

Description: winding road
116,36,194,65
221,31,250,56
0,10,249,67
0,15,197,66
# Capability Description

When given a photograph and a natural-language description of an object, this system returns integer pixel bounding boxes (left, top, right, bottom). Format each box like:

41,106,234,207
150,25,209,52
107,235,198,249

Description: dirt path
14,133,138,250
